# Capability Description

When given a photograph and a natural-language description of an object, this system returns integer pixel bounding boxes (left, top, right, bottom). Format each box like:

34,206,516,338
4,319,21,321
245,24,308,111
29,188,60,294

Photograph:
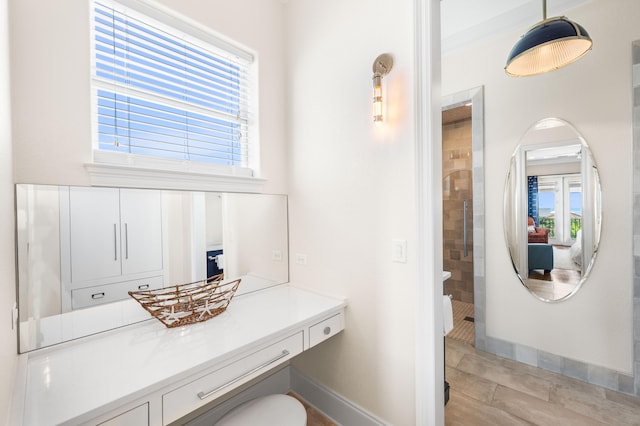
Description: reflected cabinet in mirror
16,185,289,352
504,118,601,302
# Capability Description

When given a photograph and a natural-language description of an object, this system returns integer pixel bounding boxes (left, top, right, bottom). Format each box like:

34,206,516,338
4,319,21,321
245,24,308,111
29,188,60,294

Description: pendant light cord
542,0,547,20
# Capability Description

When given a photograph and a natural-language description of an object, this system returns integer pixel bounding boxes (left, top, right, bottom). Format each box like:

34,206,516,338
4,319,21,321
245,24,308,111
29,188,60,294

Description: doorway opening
442,104,474,345
441,87,485,349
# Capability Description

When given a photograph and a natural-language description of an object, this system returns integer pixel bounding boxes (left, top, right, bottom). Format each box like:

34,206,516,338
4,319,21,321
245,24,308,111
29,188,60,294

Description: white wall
163,191,194,285
284,0,420,424
0,0,16,422
205,192,223,248
443,0,640,373
11,0,288,194
16,185,62,318
222,194,288,284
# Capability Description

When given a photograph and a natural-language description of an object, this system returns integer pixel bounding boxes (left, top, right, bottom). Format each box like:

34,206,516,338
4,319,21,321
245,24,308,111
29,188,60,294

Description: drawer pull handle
91,292,105,300
196,349,290,401
138,284,150,290
324,326,331,335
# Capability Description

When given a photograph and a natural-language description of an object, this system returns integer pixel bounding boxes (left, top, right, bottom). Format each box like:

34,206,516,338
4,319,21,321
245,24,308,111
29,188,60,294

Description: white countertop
19,274,285,352
19,284,346,426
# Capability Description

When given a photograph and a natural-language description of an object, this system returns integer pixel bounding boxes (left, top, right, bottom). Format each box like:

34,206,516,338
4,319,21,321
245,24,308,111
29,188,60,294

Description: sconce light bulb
373,75,383,122
373,98,383,123
373,82,382,97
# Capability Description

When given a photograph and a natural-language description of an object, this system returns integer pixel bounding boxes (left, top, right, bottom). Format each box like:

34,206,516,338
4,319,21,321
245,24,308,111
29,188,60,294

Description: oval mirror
504,118,602,302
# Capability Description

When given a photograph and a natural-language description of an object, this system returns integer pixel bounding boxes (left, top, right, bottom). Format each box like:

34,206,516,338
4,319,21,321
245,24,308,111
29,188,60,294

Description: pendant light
505,0,592,77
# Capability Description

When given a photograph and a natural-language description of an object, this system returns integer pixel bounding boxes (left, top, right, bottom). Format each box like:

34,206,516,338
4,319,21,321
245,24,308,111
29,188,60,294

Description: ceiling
441,0,591,55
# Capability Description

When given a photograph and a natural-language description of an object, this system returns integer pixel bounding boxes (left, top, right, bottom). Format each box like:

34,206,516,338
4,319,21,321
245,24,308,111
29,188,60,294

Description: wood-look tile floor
445,338,640,425
289,392,337,426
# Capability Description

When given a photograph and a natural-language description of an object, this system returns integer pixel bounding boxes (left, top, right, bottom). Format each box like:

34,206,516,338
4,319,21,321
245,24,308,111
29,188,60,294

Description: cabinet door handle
91,292,105,300
113,224,118,261
324,326,331,335
124,223,129,260
196,349,290,401
138,284,149,290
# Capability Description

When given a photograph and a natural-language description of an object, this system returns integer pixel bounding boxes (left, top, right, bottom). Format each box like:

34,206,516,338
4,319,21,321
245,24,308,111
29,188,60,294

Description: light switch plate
392,239,407,263
272,250,282,261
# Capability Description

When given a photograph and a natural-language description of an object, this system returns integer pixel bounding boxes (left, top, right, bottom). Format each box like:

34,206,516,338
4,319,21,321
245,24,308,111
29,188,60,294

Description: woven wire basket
128,274,241,328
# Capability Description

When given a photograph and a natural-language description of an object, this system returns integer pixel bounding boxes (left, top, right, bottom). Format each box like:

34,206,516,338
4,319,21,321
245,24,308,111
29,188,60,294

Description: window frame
88,0,262,192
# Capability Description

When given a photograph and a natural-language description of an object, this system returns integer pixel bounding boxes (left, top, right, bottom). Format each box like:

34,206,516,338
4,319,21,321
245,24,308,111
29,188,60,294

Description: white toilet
215,394,307,426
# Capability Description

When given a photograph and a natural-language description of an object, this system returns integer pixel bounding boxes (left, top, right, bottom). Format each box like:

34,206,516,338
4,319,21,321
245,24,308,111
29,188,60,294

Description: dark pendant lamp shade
505,16,592,77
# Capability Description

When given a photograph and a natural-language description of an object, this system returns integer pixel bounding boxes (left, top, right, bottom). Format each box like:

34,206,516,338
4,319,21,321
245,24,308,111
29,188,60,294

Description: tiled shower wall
442,117,474,303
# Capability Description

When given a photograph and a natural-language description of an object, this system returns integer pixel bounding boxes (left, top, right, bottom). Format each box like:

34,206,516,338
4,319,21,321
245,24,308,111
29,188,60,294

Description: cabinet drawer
309,312,344,348
72,276,163,310
162,332,303,425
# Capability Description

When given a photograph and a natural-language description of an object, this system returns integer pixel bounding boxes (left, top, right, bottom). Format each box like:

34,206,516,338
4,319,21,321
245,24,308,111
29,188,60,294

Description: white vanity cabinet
98,404,149,426
308,312,344,347
162,332,304,424
16,285,346,426
60,186,164,311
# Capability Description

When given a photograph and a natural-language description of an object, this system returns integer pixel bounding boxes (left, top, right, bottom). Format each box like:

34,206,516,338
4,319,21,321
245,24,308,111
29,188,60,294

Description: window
91,0,256,176
537,174,582,244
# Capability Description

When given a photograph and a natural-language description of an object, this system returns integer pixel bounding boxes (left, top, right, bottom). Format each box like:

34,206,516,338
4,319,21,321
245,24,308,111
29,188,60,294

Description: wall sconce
505,0,592,77
372,53,393,123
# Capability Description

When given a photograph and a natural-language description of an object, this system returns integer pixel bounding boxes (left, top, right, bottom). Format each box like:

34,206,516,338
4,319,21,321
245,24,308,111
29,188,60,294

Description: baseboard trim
484,336,637,396
290,367,388,426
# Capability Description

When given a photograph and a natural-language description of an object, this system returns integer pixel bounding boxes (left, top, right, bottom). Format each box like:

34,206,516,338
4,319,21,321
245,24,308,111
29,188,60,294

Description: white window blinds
92,1,254,168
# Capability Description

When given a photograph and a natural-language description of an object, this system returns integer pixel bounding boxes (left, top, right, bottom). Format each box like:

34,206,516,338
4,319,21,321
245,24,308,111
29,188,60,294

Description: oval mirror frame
504,118,602,302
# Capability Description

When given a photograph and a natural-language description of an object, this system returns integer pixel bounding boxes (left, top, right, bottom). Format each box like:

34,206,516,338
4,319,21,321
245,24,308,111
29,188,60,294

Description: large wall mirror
504,118,602,302
16,184,289,352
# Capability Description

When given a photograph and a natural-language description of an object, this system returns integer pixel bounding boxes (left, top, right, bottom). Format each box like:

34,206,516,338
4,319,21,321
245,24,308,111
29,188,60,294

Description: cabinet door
120,189,163,275
69,187,122,283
